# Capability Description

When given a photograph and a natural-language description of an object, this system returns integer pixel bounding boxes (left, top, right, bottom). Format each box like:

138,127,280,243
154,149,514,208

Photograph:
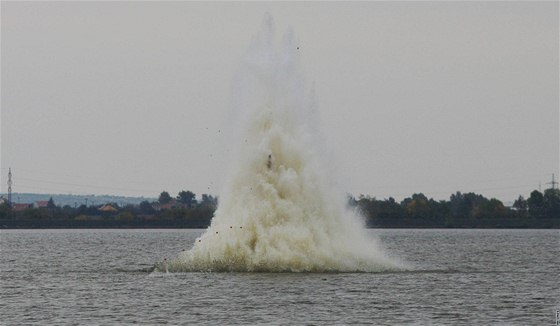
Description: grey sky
1,1,558,202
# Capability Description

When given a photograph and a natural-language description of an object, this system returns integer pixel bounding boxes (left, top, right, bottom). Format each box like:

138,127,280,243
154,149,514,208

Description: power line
546,173,558,190
7,168,13,206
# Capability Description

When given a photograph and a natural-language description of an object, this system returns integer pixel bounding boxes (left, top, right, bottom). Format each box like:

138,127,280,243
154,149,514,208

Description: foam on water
163,15,401,272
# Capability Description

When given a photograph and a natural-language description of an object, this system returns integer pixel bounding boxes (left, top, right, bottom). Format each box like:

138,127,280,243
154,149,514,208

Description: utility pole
546,173,558,190
7,168,12,207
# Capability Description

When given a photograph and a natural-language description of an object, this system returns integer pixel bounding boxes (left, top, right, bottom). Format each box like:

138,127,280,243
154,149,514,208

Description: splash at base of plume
159,15,403,273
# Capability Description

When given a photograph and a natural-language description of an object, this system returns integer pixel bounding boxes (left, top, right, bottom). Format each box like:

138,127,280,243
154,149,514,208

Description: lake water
1,229,558,325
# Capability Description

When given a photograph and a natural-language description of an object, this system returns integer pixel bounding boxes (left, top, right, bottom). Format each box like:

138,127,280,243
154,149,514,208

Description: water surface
1,229,558,325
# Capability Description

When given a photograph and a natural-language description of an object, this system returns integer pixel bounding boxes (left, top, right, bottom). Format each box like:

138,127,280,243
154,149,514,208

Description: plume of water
164,14,401,272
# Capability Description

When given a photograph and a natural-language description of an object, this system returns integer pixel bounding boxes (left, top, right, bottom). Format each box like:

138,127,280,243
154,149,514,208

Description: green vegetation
0,188,558,229
0,192,216,229
348,189,560,228
158,191,172,205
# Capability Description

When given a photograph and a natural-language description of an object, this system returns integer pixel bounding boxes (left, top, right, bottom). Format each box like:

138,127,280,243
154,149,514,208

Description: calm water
0,229,558,325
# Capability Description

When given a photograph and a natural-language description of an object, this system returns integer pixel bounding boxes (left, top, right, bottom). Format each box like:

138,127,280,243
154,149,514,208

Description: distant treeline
0,188,559,229
348,189,560,228
0,193,155,207
0,191,216,229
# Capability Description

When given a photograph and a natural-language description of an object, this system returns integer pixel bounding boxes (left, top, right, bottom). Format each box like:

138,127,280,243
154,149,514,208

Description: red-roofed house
34,201,50,209
98,204,118,213
159,199,188,210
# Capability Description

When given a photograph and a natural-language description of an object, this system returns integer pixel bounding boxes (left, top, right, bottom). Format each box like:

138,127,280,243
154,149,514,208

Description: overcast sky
1,1,558,202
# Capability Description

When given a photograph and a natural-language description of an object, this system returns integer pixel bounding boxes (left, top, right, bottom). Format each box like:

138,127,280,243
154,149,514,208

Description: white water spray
164,15,401,272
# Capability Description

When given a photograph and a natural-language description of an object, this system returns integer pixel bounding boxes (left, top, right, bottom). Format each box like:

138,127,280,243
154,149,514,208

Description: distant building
151,202,161,212
160,199,177,210
12,203,33,212
34,201,50,209
98,204,118,213
0,196,7,206
156,199,188,210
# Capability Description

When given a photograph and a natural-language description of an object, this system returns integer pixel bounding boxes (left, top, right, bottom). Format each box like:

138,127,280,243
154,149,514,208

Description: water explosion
162,15,400,272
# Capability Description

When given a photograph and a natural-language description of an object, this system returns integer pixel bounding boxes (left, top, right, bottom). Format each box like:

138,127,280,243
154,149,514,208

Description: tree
402,193,431,219
0,203,11,219
477,198,507,219
428,199,450,221
450,192,487,218
450,192,470,218
513,195,528,215
543,188,560,218
200,194,217,208
378,197,404,219
115,211,135,222
527,190,544,218
47,197,56,209
177,190,196,207
158,191,172,204
139,200,155,214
